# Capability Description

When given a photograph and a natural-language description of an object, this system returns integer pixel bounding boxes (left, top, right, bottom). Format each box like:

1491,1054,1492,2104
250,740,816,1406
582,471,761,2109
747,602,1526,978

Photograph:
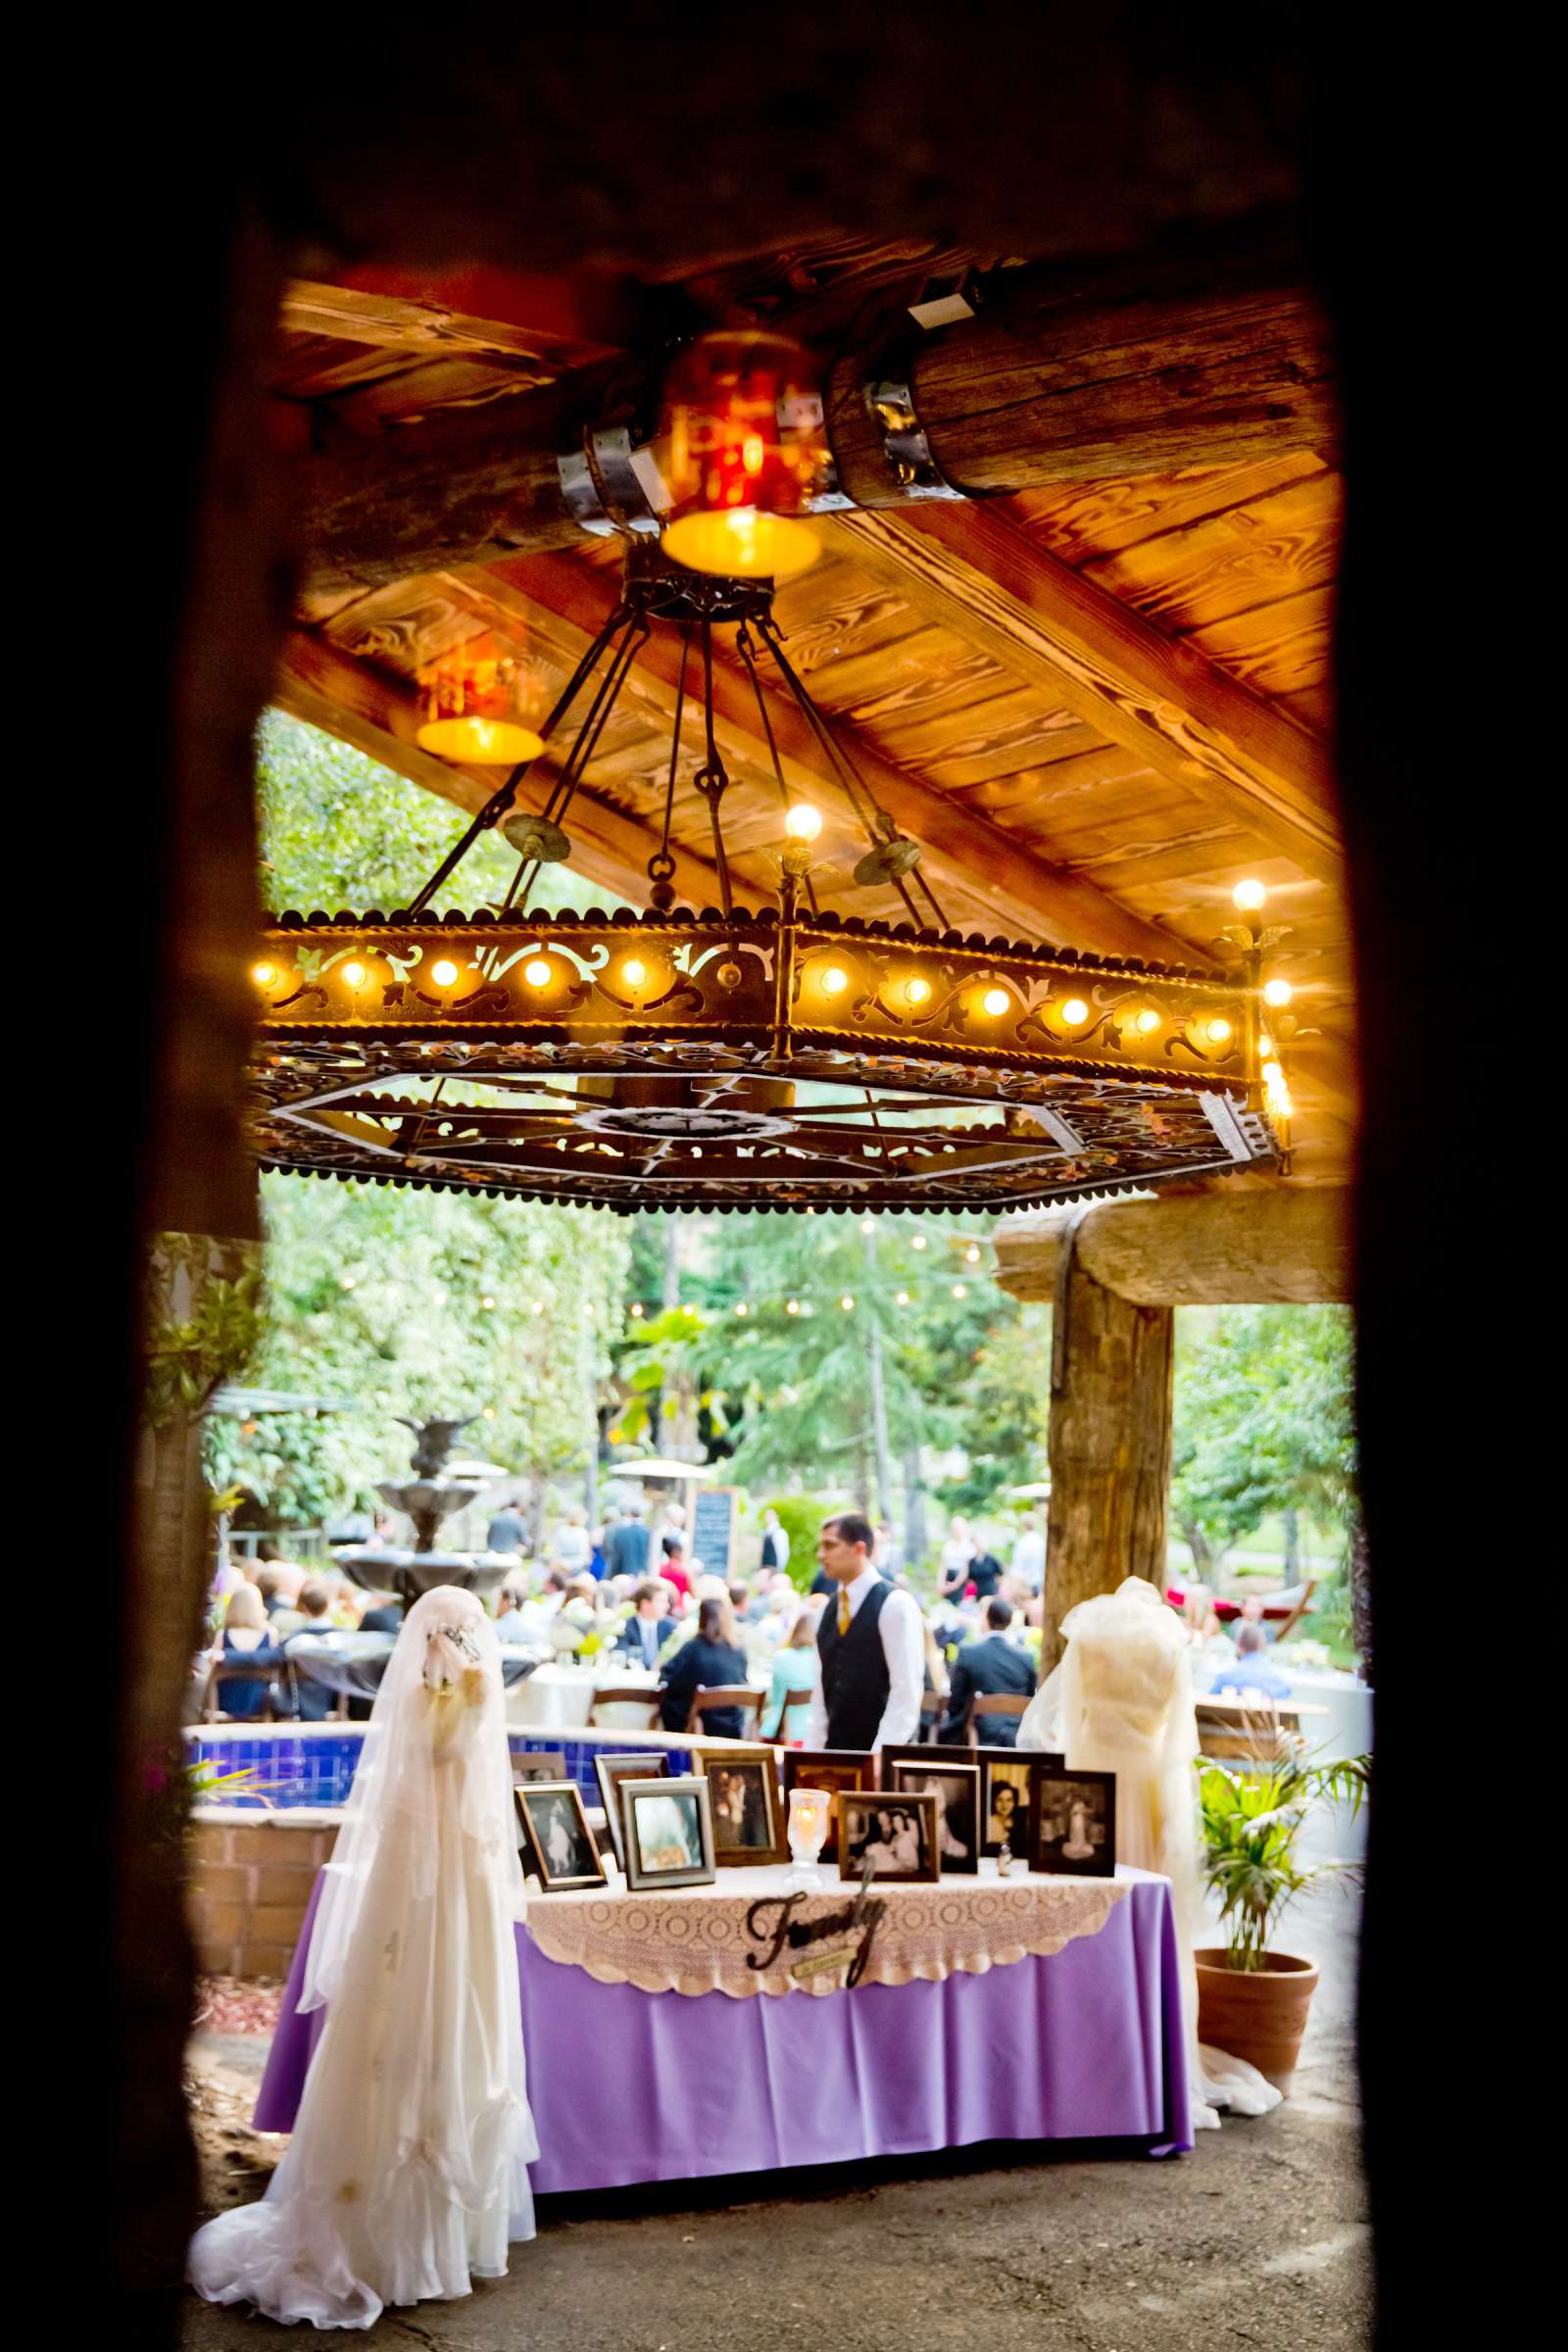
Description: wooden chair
201,1660,279,1724
775,1688,814,1741
1196,1696,1305,1766
917,1690,948,1742
685,1686,766,1739
967,1692,1031,1746
588,1688,664,1731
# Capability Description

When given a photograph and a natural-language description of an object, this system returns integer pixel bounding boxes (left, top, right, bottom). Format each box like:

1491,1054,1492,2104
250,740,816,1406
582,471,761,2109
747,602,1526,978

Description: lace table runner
522,1864,1134,1998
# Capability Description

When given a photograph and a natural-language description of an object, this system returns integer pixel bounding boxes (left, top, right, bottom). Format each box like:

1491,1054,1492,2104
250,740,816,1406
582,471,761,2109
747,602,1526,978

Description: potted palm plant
1196,1749,1368,2094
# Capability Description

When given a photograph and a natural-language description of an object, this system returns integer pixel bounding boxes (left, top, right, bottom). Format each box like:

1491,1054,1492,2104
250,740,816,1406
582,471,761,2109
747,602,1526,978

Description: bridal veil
188,1586,538,2328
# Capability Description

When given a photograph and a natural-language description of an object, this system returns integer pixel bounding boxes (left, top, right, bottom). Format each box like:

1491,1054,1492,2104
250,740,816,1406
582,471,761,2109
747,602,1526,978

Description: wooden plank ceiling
271,240,1354,1187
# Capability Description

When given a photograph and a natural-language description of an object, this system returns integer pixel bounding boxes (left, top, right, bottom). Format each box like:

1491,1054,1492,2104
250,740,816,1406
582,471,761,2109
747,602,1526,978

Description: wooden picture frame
512,1748,569,1785
836,1789,942,1885
514,1781,608,1892
1032,1767,1117,1878
781,1749,872,1863
620,1775,716,1889
593,1750,669,1866
701,1744,788,1867
888,1757,982,1876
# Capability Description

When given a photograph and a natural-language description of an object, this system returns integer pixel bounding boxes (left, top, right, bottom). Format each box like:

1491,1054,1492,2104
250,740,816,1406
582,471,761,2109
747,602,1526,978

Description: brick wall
189,1805,340,1978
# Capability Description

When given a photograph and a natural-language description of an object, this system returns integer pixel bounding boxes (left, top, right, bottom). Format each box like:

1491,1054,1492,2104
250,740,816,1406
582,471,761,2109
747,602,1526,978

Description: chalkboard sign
690,1486,738,1580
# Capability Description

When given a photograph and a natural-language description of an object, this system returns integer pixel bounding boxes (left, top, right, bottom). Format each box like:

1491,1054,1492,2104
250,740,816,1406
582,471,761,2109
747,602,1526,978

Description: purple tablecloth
255,1870,1191,2185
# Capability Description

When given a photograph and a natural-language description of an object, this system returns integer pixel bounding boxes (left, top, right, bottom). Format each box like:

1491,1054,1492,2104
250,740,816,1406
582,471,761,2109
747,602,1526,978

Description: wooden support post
1044,1249,1175,1673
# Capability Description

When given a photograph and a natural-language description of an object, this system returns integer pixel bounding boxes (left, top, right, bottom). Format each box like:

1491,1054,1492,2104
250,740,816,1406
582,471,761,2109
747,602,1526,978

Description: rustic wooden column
1043,1240,1175,1672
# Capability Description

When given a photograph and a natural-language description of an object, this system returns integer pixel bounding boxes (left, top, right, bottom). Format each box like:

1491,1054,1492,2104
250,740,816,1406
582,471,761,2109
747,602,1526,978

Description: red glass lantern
414,632,545,765
660,331,827,582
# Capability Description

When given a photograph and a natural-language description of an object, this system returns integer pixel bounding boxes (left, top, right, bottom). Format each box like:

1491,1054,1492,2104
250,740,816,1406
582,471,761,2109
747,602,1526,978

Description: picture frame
514,1781,608,1892
888,1757,982,1876
975,1748,1040,1862
512,1749,569,1786
1032,1767,1117,1878
593,1750,670,1866
620,1775,716,1890
701,1745,788,1867
781,1749,872,1863
837,1789,941,1885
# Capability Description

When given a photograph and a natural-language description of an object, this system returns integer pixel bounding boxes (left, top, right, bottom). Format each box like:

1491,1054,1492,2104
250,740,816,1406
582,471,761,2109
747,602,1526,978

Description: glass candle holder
786,1786,832,1878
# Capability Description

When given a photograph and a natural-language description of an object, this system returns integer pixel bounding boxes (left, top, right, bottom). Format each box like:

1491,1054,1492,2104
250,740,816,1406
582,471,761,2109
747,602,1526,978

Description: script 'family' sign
743,1865,887,1988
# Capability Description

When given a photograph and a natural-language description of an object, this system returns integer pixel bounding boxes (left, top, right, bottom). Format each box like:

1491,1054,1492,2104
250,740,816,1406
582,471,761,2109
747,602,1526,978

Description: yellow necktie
838,1588,851,1637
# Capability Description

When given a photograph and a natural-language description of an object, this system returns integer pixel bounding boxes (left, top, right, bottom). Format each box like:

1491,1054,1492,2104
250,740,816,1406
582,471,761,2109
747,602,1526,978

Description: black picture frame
976,1747,1039,1861
888,1757,982,1875
1032,1767,1117,1878
781,1749,872,1863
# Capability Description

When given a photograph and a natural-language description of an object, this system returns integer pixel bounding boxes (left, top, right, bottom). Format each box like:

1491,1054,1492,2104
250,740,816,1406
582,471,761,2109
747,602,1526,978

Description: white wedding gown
189,1588,538,2328
1018,1576,1282,2130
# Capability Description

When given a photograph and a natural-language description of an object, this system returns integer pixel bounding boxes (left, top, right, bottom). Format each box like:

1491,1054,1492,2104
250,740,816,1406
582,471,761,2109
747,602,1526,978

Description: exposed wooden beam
826,504,1344,886
498,552,1200,965
279,275,619,368
994,1186,1353,1306
271,631,726,912
298,246,1331,592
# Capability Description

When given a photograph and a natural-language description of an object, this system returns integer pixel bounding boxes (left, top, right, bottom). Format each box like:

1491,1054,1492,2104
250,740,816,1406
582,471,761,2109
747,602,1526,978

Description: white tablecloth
506,1662,661,1730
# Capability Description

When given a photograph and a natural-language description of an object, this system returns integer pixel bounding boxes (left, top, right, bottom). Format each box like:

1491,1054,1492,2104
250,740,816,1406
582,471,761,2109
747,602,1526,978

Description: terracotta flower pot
1195,1947,1319,2096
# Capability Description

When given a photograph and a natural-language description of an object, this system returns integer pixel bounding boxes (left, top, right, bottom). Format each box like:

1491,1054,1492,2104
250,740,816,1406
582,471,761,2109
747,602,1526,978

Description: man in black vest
806,1512,924,1752
939,1596,1038,1745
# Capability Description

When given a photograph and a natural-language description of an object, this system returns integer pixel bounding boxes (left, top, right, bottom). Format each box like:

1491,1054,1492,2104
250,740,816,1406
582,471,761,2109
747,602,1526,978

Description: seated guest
758,1608,818,1740
658,1595,749,1736
278,1579,338,1721
254,1563,295,1625
659,1535,694,1603
939,1596,1037,1745
254,1540,308,1607
616,1579,674,1670
606,1506,652,1581
486,1494,527,1555
1211,1621,1293,1700
210,1586,285,1721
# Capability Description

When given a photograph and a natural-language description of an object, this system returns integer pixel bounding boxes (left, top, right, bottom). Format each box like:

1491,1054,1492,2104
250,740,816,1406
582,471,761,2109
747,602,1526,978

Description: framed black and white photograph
620,1775,716,1890
701,1746,787,1867
888,1758,982,1875
781,1749,871,1863
514,1782,607,1892
513,1749,570,1786
593,1750,669,1866
1033,1769,1117,1877
978,1750,1036,1860
837,1790,941,1885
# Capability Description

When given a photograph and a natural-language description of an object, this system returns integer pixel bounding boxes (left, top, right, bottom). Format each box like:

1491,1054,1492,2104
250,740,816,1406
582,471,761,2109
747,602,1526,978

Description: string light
952,1283,968,1298
964,1245,980,1263
734,1301,749,1316
859,1216,876,1234
840,1294,855,1311
895,1290,910,1305
910,1235,927,1251
786,1298,800,1314
1233,878,1267,912
629,1302,644,1318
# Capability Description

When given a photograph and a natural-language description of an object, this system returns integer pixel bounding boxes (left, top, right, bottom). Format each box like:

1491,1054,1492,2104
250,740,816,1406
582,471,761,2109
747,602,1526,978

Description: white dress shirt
806,1567,924,1750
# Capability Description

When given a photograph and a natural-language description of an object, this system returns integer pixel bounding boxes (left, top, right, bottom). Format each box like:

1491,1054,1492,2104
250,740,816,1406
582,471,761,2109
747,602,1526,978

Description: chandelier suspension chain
650,624,692,898
736,622,819,919
697,620,736,921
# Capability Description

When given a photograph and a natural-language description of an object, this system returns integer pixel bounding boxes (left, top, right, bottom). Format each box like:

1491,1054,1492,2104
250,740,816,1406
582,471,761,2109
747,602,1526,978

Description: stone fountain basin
333,1545,515,1598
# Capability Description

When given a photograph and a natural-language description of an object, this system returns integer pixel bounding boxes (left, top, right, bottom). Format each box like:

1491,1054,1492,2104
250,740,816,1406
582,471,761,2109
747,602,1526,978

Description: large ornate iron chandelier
248,543,1281,1213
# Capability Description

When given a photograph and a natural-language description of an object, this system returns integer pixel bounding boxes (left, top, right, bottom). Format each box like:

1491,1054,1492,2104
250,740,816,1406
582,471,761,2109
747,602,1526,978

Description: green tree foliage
208,1171,629,1530
1170,1304,1355,1575
256,710,615,916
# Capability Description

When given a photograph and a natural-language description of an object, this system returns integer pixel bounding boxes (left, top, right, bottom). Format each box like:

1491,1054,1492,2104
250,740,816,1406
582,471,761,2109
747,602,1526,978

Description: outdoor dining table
255,1860,1192,2188
505,1660,661,1729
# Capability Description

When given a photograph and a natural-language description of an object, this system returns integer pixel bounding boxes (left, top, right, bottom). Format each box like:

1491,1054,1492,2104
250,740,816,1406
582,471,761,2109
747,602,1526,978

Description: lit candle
787,1787,831,1868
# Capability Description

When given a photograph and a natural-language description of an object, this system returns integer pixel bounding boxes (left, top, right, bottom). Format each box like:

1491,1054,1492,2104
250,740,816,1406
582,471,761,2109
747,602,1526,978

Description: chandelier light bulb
1263,978,1294,1007
1233,878,1267,912
1205,1017,1233,1045
620,958,649,988
431,959,460,989
982,988,1010,1017
784,803,823,844
904,976,932,1007
523,959,553,989
251,961,275,988
1136,1006,1161,1034
1061,998,1089,1026
820,966,850,997
340,961,367,990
